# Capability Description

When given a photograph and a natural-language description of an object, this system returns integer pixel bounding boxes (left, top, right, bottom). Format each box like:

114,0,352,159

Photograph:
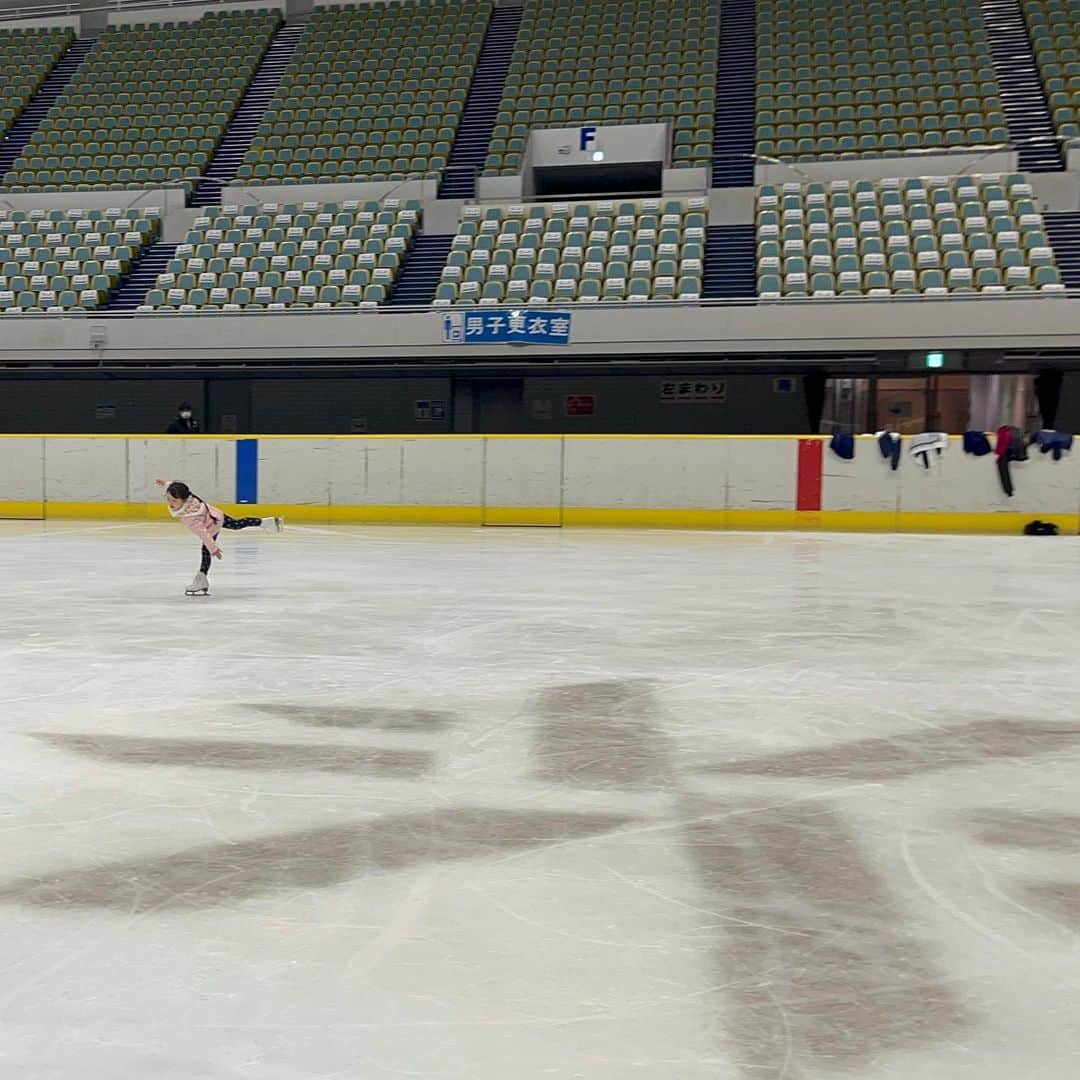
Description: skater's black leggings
199,515,262,573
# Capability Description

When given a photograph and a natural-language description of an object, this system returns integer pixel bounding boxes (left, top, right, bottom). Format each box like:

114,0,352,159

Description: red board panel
796,439,824,511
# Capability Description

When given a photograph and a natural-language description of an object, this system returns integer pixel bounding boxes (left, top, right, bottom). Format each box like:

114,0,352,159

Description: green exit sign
925,351,945,369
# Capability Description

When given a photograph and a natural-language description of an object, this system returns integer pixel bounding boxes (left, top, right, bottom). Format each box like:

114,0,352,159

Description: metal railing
0,288,1071,320
180,138,1071,209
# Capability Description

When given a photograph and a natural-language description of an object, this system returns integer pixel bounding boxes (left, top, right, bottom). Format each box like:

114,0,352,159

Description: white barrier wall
256,438,484,511
126,437,237,507
1,438,45,516
821,437,1080,526
561,438,796,512
0,435,1077,533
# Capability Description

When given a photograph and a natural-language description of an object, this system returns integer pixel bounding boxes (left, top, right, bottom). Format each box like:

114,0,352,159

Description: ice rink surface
2,519,1080,1079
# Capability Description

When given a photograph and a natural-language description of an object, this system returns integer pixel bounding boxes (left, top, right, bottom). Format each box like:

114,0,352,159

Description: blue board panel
236,439,258,504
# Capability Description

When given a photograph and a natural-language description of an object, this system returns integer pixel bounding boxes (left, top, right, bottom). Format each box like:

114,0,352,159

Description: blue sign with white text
442,310,572,346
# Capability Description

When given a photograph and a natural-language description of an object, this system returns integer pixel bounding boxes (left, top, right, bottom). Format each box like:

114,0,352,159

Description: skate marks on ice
962,810,1080,932
961,810,1080,854
529,679,677,790
0,808,631,912
30,732,434,778
682,798,971,1077
242,703,455,732
1013,881,1080,931
697,718,1080,783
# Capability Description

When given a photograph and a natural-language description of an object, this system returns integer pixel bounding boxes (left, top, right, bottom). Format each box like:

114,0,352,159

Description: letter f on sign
580,126,597,151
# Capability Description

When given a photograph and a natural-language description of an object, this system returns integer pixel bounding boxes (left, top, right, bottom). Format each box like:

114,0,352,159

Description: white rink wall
0,434,1077,532
821,435,1080,524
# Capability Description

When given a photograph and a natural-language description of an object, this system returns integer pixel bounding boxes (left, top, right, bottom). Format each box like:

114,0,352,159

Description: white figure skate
262,516,285,533
185,572,210,596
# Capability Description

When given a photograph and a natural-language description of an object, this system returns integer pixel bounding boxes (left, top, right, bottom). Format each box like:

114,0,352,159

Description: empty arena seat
756,0,1008,161
0,206,160,313
3,10,279,193
1024,0,1080,144
137,198,420,311
756,174,1064,297
486,0,717,175
0,26,74,145
234,0,489,187
436,198,707,304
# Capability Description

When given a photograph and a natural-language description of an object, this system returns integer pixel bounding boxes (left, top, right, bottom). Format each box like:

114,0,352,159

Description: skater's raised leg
222,513,284,533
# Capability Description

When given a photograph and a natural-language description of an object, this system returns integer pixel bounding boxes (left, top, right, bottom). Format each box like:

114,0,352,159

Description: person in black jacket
166,402,200,434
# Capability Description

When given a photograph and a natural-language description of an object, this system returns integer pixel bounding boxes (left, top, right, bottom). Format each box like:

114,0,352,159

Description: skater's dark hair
167,481,193,501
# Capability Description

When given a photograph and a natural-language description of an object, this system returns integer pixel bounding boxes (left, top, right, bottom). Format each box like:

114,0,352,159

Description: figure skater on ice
157,478,283,595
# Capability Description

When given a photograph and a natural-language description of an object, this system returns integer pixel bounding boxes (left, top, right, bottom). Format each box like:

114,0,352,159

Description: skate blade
185,589,210,596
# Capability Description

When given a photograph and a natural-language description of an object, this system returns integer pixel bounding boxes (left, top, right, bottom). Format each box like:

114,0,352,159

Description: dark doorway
472,380,524,433
207,380,252,435
532,162,662,199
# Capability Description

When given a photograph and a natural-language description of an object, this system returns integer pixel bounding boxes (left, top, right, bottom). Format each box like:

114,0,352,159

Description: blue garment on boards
1033,430,1074,461
963,431,992,457
829,433,855,460
877,431,901,471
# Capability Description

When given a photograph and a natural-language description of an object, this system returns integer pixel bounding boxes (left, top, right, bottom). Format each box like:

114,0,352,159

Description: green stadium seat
756,174,1061,299
756,0,1005,161
3,11,279,192
486,0,717,174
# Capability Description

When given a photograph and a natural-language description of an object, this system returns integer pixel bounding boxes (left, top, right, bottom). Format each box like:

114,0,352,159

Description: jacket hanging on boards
910,432,948,469
1032,430,1074,461
876,430,901,471
995,426,1028,497
829,433,855,460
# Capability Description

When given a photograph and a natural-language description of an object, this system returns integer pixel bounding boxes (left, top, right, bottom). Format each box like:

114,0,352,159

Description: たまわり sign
660,380,727,404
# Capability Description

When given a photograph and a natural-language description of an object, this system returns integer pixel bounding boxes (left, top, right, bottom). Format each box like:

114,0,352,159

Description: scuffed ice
1,520,1079,1079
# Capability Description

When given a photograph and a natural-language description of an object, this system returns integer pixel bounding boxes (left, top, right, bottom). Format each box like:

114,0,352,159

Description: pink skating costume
168,487,225,557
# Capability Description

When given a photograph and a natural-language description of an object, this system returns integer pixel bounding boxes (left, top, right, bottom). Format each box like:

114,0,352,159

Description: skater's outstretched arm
191,522,223,559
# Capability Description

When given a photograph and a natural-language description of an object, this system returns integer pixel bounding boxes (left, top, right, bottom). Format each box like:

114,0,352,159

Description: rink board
0,434,1078,534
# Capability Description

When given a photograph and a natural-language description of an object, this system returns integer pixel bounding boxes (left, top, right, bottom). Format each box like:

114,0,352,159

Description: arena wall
0,295,1077,363
1,434,1077,533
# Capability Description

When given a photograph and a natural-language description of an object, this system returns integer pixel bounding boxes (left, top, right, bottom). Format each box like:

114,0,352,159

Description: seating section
234,0,489,186
756,175,1064,296
756,0,1008,160
487,0,717,175
0,26,74,142
138,199,420,311
435,198,706,305
1024,0,1080,144
0,206,160,313
3,10,279,193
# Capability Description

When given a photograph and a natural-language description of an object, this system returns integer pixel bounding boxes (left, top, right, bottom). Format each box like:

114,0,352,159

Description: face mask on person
180,411,192,420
